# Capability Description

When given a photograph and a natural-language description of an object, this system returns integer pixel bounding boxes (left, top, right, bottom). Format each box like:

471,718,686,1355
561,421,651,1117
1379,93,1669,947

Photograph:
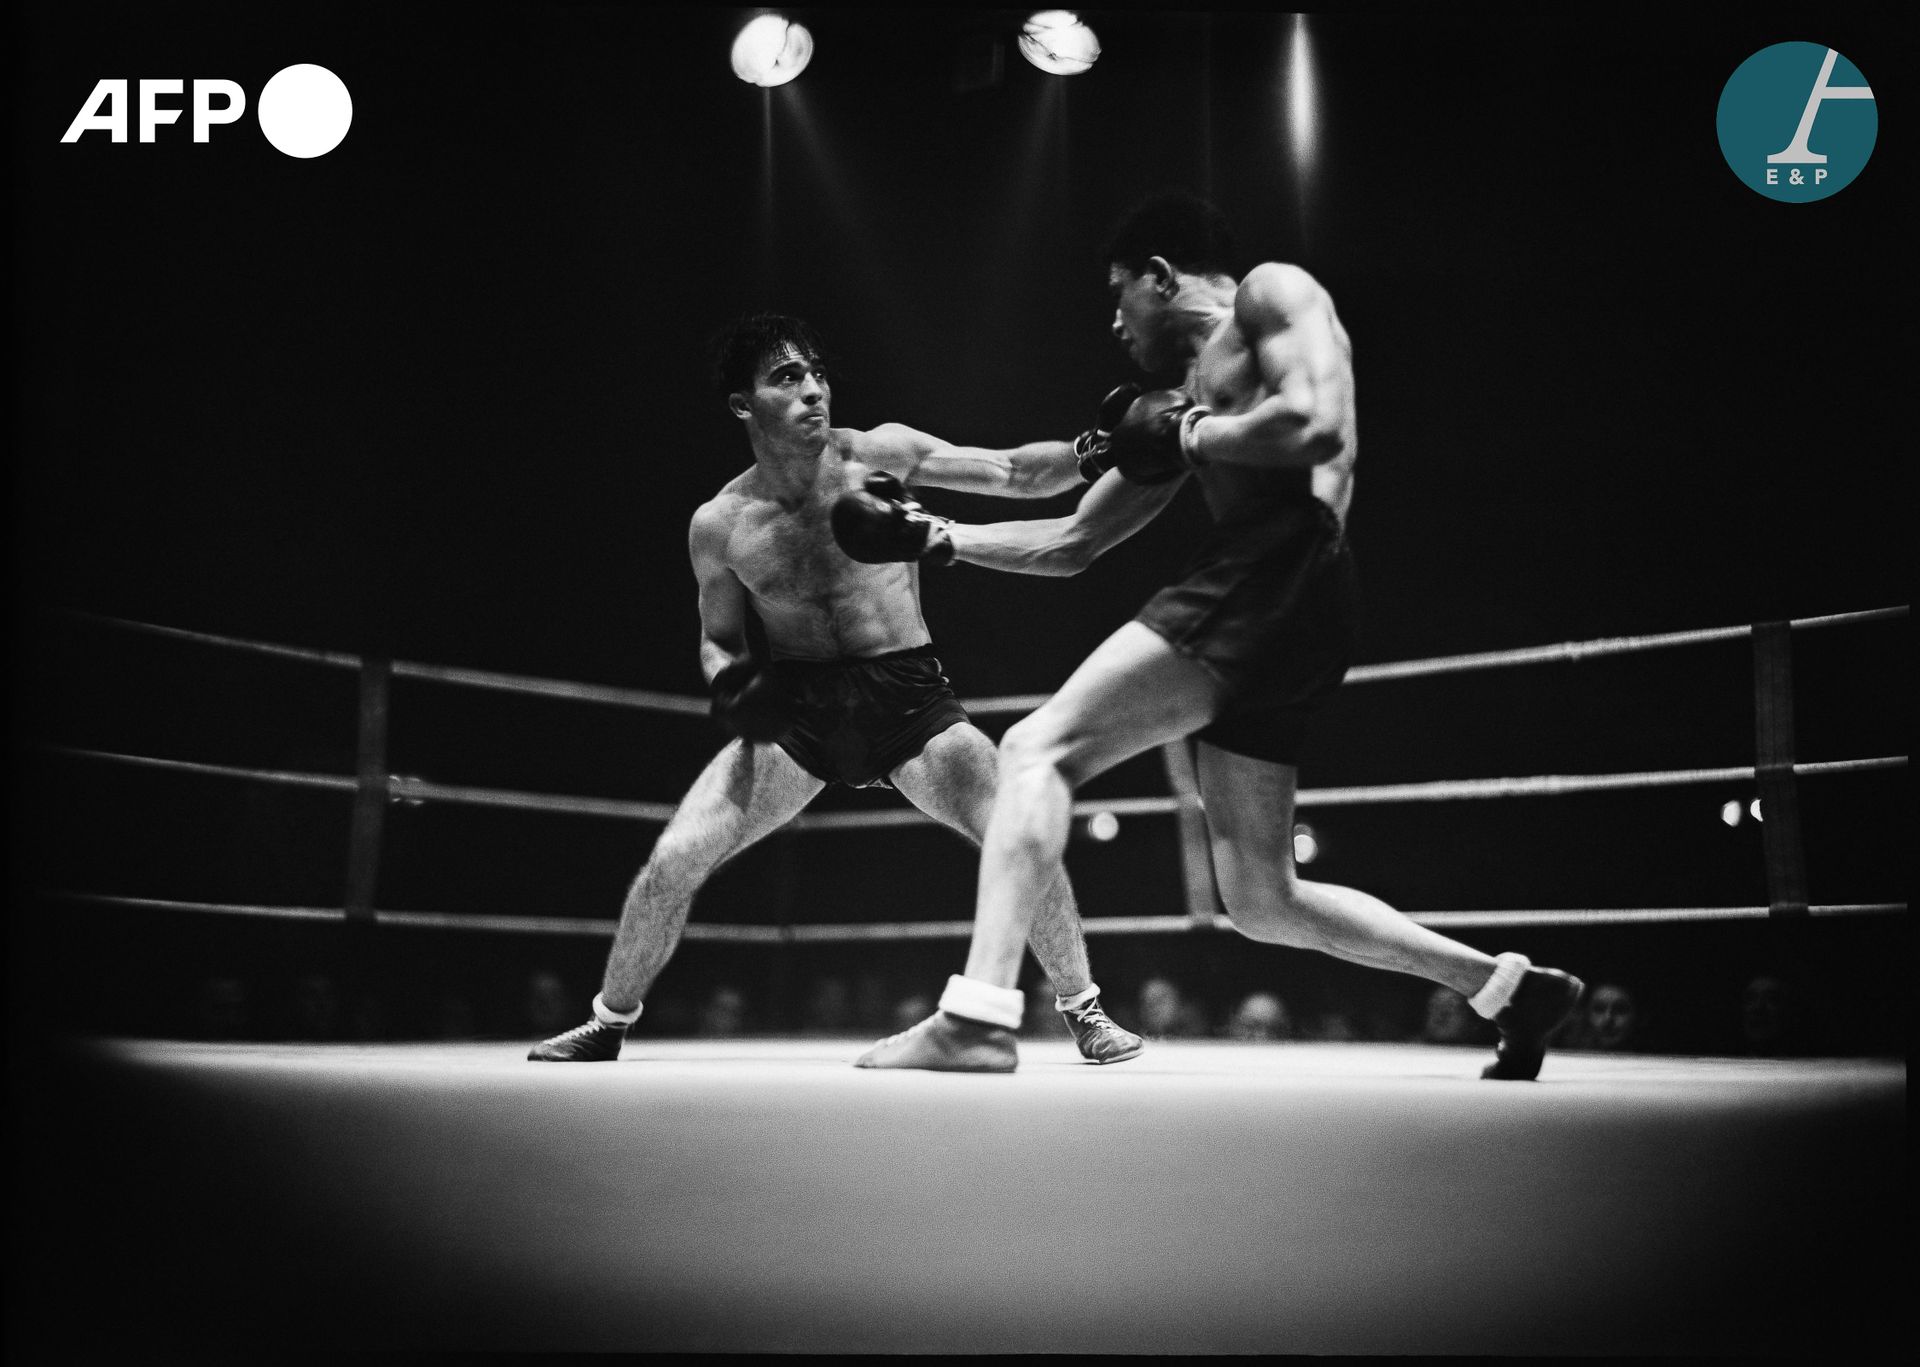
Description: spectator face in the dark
1226,991,1289,1041
1313,1010,1359,1042
1421,986,1480,1044
1137,977,1208,1038
697,985,748,1038
1585,983,1639,1051
891,992,934,1032
1138,977,1184,1036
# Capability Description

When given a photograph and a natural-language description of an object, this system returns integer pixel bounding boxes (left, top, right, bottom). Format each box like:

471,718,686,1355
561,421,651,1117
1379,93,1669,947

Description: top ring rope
1336,605,1906,687
60,604,1908,716
961,605,1909,712
63,611,710,716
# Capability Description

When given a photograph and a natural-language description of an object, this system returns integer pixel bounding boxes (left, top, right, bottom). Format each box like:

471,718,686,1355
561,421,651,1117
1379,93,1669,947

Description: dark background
8,7,1907,1049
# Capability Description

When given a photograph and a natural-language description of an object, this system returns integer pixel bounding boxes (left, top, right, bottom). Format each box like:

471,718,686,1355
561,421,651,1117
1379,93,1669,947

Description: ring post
345,656,392,922
1161,741,1219,927
1752,622,1809,918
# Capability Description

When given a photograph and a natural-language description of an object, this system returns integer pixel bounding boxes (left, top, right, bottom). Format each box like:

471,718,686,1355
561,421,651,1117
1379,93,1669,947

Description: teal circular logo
1717,43,1876,202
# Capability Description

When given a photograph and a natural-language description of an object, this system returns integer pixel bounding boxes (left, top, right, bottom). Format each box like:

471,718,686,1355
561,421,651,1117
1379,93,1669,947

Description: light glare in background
732,14,814,87
1086,811,1120,842
1019,11,1101,75
1292,823,1318,865
1287,14,1317,172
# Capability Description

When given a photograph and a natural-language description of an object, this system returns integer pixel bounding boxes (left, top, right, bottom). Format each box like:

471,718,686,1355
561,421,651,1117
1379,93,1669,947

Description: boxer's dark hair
1103,192,1239,278
711,313,830,404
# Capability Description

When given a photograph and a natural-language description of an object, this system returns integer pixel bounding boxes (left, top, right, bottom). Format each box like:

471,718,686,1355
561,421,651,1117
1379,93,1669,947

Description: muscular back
1189,262,1357,528
695,433,933,662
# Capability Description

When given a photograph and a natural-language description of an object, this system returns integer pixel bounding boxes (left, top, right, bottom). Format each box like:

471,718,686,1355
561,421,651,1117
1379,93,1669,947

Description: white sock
1468,954,1532,1020
592,993,642,1028
938,974,1024,1030
1055,983,1100,1013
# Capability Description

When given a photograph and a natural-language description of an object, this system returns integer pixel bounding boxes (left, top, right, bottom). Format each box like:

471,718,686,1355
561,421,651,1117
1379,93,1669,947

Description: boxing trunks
1134,485,1359,765
768,645,970,788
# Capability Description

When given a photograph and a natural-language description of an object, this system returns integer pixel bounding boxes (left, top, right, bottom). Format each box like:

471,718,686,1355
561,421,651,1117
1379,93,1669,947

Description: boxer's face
736,344,830,439
1108,261,1176,372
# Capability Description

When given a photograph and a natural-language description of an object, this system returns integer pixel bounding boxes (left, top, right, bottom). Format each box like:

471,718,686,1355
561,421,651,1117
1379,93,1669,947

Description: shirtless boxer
529,313,1142,1062
841,194,1585,1078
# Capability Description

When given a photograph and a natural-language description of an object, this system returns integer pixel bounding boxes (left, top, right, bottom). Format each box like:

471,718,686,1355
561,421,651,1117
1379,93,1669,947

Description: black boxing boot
528,994,639,1062
1473,955,1585,1081
1056,985,1145,1064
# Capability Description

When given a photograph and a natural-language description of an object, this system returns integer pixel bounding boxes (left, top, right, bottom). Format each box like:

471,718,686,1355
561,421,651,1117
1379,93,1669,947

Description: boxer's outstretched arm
1184,262,1353,472
844,423,1084,499
948,469,1184,577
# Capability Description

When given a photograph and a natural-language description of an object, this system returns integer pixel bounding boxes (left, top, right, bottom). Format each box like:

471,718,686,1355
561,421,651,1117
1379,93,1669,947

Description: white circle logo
256,64,352,159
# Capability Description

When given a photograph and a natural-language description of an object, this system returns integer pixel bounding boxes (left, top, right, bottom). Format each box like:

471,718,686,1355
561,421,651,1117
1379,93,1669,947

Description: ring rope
44,891,1907,939
62,611,710,715
48,743,1907,825
46,605,1906,936
1293,756,1904,807
58,604,1908,715
1338,605,1907,687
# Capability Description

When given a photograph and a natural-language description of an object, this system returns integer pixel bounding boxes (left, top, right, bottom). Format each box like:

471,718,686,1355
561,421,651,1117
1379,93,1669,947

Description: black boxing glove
1072,383,1144,482
709,660,794,743
830,471,955,567
1106,388,1212,485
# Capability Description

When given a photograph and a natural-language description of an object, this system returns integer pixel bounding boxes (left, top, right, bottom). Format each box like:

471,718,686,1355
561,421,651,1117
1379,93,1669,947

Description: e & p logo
60,64,353,158
1717,43,1875,203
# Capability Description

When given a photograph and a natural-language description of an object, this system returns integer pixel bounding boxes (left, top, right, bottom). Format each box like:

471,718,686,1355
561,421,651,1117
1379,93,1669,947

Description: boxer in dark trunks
840,194,1584,1076
530,313,1143,1063
765,645,966,789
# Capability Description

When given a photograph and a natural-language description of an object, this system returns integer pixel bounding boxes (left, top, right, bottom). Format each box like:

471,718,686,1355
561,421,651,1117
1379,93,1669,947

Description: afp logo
1717,44,1875,203
60,64,352,159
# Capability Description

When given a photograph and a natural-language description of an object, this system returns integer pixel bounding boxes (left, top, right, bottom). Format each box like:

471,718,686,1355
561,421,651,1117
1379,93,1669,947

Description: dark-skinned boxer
838,193,1585,1080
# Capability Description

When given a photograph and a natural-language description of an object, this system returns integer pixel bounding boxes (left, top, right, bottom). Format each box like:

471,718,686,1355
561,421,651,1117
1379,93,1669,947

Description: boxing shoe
1481,968,1585,1081
855,1011,1018,1072
528,1017,627,1062
1060,996,1145,1064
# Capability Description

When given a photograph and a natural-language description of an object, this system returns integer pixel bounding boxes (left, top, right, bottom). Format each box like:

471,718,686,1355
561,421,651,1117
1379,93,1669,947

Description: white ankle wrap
1469,954,1532,1020
592,993,642,1027
1055,983,1100,1013
938,975,1024,1030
